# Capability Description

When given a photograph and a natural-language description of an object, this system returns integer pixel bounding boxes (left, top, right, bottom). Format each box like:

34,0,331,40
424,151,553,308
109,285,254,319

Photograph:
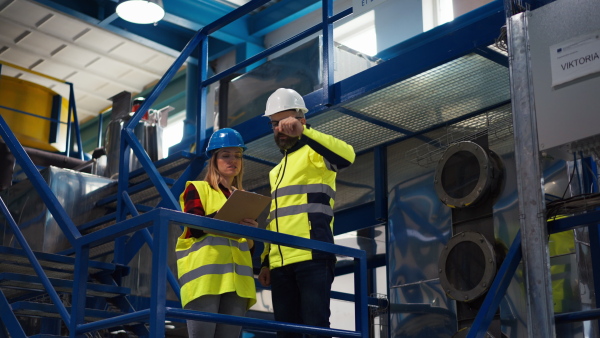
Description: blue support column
321,0,334,105
97,111,104,148
236,42,265,72
0,290,26,338
70,245,90,338
374,146,388,222
354,251,369,337
150,216,168,337
68,83,84,160
184,63,198,142
197,37,209,155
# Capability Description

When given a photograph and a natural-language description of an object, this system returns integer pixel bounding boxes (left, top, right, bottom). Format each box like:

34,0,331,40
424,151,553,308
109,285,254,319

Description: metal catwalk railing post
67,83,84,160
507,12,555,337
122,191,181,298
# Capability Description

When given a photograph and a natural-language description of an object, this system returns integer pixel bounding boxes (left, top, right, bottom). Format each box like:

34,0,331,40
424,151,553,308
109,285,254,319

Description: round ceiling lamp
116,0,165,24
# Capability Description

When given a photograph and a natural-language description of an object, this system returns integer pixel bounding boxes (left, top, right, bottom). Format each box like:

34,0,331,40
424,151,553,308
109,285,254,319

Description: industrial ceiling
0,0,316,122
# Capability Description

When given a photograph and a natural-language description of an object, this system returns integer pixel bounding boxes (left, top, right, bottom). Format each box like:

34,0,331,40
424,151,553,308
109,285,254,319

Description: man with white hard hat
258,88,356,337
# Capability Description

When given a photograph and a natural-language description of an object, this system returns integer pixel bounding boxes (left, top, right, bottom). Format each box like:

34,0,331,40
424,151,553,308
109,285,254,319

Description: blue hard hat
206,128,247,156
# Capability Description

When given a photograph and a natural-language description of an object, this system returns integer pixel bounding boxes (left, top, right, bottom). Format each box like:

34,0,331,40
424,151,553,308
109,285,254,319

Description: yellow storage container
0,76,70,152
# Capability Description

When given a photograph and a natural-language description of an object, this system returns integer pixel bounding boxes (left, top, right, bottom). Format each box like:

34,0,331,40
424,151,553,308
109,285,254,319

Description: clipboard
213,190,272,224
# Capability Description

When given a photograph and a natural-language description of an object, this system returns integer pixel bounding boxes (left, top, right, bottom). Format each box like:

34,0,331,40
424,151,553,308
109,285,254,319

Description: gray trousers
184,292,248,338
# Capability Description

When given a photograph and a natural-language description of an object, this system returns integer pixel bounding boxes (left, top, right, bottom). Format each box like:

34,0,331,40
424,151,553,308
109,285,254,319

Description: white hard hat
264,88,308,117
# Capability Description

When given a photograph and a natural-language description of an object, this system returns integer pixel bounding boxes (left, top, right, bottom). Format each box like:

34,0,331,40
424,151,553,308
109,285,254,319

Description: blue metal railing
70,208,369,337
0,61,84,160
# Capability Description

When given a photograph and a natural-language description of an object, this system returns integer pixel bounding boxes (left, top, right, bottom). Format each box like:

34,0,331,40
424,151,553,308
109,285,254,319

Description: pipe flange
438,231,497,302
434,141,493,208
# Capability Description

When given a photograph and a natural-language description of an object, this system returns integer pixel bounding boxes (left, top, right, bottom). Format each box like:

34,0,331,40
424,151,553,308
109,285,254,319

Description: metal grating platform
405,104,513,167
341,53,510,138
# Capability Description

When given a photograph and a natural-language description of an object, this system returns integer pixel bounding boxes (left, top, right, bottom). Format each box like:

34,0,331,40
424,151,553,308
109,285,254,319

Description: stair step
0,272,130,298
0,246,119,275
96,151,196,209
12,301,123,322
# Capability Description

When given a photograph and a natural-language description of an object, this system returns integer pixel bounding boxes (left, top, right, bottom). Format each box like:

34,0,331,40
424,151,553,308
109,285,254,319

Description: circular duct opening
434,141,493,208
438,231,496,302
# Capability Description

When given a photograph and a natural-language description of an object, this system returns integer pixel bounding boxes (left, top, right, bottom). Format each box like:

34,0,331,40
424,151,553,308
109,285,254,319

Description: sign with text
550,31,600,87
353,0,388,16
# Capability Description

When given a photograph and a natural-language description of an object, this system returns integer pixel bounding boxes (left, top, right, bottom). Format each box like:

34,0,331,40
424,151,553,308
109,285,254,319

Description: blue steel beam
77,309,151,334
150,218,169,337
196,37,209,157
474,47,509,67
467,231,522,338
166,308,362,337
374,146,388,222
337,107,433,144
354,250,369,336
555,309,600,323
0,291,27,338
547,210,600,234
67,83,84,160
69,245,90,335
322,0,335,105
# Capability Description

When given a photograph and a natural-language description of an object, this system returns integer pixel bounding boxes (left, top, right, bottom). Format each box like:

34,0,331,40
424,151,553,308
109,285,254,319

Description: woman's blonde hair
204,148,244,191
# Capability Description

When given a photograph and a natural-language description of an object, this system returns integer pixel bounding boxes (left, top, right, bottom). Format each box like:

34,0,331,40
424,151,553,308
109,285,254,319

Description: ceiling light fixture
116,0,165,24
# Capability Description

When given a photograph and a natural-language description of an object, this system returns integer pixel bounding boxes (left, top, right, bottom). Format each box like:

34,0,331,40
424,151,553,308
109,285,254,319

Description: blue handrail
71,208,369,337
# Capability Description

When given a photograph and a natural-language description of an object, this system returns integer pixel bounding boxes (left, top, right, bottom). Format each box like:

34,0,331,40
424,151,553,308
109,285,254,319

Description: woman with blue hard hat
175,128,257,338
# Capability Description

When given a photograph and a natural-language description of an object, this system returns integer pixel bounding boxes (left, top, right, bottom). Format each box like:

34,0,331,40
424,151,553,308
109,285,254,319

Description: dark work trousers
270,259,335,338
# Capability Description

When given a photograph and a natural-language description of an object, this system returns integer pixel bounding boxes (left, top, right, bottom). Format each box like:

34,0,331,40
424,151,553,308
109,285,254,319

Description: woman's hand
239,218,258,227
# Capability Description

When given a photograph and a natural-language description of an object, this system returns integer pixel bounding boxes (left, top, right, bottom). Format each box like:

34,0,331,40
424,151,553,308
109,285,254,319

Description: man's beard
274,134,299,150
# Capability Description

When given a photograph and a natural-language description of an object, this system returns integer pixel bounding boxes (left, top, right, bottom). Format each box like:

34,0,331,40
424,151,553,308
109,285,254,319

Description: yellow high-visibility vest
261,126,355,269
176,181,256,309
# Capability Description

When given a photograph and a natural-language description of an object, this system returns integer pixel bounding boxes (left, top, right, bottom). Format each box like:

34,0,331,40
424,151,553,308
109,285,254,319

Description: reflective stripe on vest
269,203,334,220
271,183,336,200
176,236,249,260
179,263,254,287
